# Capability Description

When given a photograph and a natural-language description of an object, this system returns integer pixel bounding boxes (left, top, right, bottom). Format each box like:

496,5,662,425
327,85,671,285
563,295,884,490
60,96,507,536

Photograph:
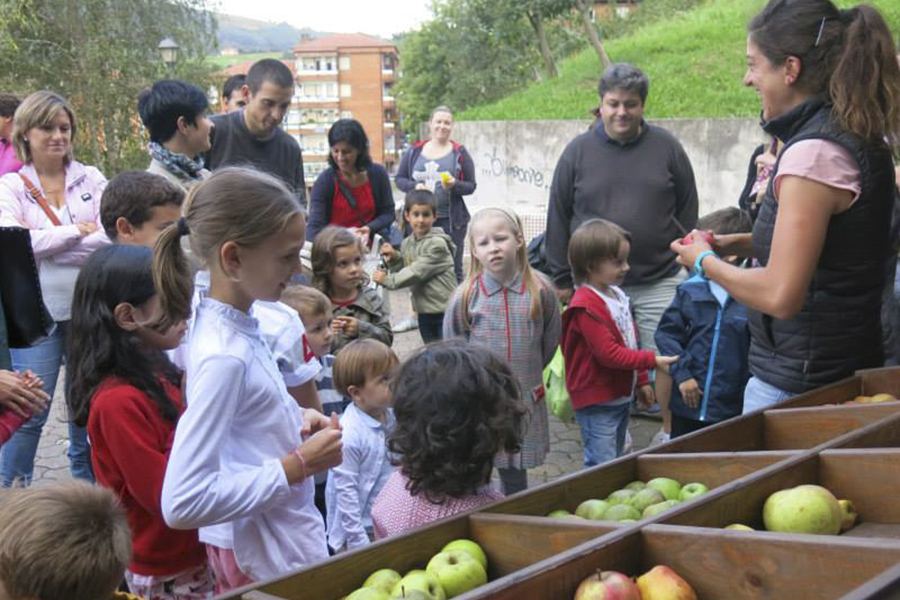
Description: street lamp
158,38,179,72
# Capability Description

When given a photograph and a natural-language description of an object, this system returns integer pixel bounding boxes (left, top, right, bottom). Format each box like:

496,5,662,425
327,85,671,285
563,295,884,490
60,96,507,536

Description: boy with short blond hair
326,339,399,551
373,190,456,343
0,480,133,600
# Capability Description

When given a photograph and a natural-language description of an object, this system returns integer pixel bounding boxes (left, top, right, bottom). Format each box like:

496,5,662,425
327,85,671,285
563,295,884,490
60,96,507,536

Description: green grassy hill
459,0,900,121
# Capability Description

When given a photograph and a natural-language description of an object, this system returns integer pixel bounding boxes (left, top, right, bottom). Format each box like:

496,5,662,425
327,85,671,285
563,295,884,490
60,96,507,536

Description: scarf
148,141,205,180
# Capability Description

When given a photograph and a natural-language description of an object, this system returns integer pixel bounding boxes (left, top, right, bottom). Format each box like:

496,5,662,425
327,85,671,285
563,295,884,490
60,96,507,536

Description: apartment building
290,33,400,186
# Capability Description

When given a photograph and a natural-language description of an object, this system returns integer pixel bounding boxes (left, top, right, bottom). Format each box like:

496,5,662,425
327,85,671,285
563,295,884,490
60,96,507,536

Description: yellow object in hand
440,172,452,186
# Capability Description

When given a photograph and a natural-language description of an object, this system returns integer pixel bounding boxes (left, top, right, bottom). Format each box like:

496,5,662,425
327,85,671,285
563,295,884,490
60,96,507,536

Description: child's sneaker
622,429,633,454
392,315,418,333
650,428,670,447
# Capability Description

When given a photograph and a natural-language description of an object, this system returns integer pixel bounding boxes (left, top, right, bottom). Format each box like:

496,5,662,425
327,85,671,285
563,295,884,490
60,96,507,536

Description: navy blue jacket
307,164,395,241
655,275,750,423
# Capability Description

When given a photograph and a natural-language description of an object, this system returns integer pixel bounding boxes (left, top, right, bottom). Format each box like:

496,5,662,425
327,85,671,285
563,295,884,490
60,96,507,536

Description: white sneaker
392,315,418,333
622,429,634,454
650,428,670,446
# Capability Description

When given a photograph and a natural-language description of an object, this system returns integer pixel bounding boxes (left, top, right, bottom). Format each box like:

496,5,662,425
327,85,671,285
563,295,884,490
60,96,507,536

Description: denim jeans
417,313,444,344
434,217,466,283
0,322,94,486
575,401,631,468
742,376,796,415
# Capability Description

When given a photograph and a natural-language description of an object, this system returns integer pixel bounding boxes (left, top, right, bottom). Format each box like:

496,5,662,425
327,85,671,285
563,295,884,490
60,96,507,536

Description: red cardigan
88,377,207,576
560,287,655,409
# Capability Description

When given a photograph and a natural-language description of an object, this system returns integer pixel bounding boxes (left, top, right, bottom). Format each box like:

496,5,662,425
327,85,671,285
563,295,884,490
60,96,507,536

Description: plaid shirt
444,271,561,468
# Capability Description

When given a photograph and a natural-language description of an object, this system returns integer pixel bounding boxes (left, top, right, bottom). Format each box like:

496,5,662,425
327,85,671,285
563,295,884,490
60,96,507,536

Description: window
341,110,353,119
287,110,301,126
339,56,351,70
340,84,352,98
382,54,395,70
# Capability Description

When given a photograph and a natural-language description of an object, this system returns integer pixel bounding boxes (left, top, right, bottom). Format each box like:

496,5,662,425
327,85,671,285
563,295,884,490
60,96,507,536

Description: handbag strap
18,174,62,227
335,173,367,228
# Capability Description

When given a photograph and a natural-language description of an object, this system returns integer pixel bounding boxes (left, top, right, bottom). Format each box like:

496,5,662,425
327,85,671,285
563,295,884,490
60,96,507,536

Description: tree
572,0,611,68
0,0,217,175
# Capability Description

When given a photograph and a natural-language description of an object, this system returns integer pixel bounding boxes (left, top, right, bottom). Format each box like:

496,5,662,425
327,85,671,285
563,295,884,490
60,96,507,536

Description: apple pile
574,565,698,600
843,392,897,404
343,539,488,600
547,478,710,522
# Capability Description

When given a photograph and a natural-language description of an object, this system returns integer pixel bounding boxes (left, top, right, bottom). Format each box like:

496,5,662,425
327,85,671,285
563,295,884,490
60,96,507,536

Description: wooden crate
222,513,619,600
660,448,900,539
481,450,794,518
446,525,900,600
649,402,900,454
832,410,900,450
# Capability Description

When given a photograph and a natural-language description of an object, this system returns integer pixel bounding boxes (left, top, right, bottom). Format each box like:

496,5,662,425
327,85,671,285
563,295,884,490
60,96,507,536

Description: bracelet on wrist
694,250,719,280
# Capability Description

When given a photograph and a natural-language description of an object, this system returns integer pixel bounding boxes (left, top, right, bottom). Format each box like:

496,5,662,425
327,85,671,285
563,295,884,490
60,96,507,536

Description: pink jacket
0,161,109,266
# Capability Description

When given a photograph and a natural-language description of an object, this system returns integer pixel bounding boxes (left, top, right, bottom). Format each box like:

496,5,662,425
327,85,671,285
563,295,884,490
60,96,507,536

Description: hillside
459,0,900,121
214,13,324,53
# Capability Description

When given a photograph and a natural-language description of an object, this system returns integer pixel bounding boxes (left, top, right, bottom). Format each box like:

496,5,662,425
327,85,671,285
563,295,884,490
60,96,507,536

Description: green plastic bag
544,346,574,423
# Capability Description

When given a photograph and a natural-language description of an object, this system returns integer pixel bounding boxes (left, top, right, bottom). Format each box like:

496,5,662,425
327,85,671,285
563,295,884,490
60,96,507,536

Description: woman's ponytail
830,5,900,147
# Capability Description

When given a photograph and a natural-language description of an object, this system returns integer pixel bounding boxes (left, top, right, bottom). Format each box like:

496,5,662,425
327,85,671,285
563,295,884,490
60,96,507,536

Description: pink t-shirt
371,471,504,540
0,139,22,177
773,139,861,206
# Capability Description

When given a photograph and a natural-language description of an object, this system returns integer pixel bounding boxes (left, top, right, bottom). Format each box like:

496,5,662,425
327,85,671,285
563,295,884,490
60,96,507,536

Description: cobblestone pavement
32,288,662,486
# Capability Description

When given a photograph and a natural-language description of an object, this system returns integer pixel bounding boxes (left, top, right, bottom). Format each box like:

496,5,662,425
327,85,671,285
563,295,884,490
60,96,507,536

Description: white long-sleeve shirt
325,404,395,550
161,296,327,580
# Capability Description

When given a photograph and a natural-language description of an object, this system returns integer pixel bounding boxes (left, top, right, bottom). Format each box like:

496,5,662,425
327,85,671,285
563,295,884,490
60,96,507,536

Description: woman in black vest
672,0,900,411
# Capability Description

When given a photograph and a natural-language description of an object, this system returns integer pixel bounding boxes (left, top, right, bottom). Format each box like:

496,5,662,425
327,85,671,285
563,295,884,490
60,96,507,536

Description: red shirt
88,377,207,576
330,175,376,229
560,287,655,409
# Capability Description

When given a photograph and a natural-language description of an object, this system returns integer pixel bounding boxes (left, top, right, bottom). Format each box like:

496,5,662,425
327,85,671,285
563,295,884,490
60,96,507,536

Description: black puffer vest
749,97,896,393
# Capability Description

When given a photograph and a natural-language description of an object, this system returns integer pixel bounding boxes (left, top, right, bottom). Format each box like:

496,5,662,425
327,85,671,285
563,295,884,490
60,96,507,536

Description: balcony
296,96,339,105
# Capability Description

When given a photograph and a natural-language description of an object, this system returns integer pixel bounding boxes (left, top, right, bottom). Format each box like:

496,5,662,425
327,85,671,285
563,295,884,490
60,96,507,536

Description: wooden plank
820,449,900,522
832,411,900,449
640,525,900,600
241,592,291,600
763,403,900,449
636,451,796,488
646,413,766,454
838,562,900,600
467,513,618,576
858,367,900,398
775,374,863,410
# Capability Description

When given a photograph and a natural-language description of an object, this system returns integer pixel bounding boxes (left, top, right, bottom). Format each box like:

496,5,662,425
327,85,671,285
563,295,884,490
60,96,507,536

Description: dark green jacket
331,286,394,353
382,228,457,315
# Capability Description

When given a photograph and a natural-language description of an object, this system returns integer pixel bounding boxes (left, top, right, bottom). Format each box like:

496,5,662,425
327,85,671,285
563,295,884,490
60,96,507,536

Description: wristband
694,250,718,279
293,449,307,482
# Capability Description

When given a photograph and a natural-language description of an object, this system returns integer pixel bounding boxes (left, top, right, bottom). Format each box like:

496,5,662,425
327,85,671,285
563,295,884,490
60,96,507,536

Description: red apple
680,230,714,246
573,570,640,600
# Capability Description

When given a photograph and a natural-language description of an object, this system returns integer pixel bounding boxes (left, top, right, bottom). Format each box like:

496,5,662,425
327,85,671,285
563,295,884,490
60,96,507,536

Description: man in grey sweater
546,63,698,354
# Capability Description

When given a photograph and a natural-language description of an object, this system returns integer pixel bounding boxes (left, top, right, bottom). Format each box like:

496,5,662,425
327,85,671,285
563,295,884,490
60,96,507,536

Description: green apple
606,489,636,505
629,487,666,513
763,484,842,535
642,499,680,519
547,509,572,518
603,504,642,521
624,480,647,492
441,539,487,571
838,499,858,532
679,482,710,502
646,477,682,501
391,570,446,600
348,588,390,600
575,499,610,520
724,523,754,531
426,550,487,598
364,569,402,594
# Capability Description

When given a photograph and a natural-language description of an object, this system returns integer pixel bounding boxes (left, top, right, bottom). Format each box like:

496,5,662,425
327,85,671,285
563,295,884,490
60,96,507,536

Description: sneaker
622,429,634,455
650,428,670,447
392,315,418,333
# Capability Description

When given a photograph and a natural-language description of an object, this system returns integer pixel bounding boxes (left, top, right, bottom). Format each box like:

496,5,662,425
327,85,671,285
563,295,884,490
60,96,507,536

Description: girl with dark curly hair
370,340,525,539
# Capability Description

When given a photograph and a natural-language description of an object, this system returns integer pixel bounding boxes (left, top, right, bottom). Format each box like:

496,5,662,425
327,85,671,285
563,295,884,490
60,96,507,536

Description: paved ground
32,287,662,486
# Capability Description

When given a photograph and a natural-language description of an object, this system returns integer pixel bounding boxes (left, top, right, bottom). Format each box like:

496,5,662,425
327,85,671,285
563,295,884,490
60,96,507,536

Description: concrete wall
450,118,767,221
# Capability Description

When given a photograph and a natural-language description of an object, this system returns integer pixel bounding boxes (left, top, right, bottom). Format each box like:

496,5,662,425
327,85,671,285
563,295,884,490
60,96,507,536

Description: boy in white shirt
325,339,398,551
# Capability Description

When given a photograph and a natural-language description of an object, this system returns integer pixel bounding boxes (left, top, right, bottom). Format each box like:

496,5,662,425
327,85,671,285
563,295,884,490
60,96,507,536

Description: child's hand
0,370,49,418
636,385,656,410
379,242,396,261
654,355,678,374
332,316,360,338
372,270,387,285
679,378,702,408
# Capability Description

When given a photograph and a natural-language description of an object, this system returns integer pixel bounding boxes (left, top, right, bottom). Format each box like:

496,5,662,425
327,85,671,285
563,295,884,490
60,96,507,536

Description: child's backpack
544,346,574,423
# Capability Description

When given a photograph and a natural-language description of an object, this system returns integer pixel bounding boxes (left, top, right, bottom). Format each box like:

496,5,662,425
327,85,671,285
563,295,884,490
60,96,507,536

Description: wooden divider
763,403,900,449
